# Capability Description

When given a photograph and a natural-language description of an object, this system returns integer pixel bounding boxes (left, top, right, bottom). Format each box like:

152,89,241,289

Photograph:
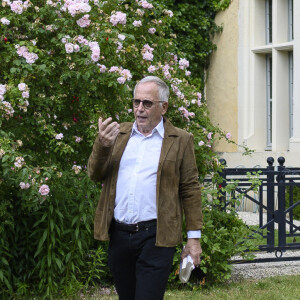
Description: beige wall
206,0,239,152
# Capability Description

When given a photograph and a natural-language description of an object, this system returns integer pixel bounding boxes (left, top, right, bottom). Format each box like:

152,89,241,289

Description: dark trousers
108,223,175,300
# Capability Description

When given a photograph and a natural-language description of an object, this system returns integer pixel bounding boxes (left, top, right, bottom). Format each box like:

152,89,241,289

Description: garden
0,0,264,298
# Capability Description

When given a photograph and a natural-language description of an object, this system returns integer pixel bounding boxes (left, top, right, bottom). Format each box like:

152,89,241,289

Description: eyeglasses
132,99,164,109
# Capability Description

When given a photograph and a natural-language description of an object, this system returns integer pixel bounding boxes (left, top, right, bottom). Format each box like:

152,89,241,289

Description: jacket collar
119,116,178,138
162,117,178,138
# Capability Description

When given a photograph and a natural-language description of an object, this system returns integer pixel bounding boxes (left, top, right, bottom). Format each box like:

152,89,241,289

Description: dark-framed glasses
132,99,164,109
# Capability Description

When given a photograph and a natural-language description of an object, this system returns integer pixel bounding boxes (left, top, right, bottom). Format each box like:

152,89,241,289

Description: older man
88,76,202,300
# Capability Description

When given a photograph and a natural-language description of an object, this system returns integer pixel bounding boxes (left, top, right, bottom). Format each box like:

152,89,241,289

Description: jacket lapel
156,118,178,210
111,123,132,163
158,118,178,167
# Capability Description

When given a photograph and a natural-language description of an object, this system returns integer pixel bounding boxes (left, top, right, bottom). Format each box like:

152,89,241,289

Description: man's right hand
98,117,120,147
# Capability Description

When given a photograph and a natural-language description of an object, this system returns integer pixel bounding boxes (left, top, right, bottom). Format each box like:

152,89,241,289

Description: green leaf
71,216,79,227
77,240,82,251
50,219,54,232
55,208,64,219
14,59,22,66
55,257,62,270
1,257,9,266
1,155,9,163
33,213,47,228
34,230,48,258
48,253,52,267
65,252,71,263
75,227,79,239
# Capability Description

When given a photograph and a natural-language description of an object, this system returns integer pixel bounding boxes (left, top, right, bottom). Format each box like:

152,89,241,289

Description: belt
112,219,157,233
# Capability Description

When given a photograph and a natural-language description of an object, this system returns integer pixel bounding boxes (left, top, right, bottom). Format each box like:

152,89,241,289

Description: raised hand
98,117,120,147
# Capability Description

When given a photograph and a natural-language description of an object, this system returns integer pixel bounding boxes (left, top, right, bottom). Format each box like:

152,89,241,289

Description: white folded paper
179,255,195,283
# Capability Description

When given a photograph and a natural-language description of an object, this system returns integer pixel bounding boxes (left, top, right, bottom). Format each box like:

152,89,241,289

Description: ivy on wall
163,0,231,87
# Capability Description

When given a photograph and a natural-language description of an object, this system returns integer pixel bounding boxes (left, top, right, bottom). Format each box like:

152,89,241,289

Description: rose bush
0,0,243,297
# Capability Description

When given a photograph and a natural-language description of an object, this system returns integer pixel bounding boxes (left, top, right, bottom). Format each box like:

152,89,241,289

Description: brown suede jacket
88,117,203,247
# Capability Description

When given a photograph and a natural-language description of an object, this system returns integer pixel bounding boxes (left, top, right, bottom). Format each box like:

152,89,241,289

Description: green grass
83,275,300,300
249,226,299,247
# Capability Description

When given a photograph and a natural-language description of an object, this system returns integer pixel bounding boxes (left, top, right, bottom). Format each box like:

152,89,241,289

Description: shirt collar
132,117,164,138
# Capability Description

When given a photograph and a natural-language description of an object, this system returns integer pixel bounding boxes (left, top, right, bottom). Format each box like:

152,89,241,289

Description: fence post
277,156,286,251
218,159,227,211
266,157,275,249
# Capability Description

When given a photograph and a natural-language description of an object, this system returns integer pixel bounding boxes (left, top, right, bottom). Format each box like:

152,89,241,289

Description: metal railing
217,156,300,263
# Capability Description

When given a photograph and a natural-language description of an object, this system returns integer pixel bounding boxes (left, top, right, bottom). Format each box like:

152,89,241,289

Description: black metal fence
217,156,300,263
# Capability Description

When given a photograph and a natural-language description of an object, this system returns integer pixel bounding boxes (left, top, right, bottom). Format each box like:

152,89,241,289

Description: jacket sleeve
179,134,203,231
87,136,112,182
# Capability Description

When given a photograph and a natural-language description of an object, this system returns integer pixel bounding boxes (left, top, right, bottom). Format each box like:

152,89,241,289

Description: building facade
206,0,299,168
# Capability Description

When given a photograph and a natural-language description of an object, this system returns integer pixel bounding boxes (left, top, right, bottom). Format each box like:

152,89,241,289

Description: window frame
289,51,294,138
265,0,272,44
266,54,272,149
288,0,293,41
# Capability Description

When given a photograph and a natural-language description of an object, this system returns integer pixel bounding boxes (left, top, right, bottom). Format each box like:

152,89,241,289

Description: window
266,54,272,148
266,0,272,44
289,52,293,138
288,0,293,41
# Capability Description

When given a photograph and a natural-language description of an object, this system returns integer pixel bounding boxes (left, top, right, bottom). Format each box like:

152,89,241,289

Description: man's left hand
181,238,202,266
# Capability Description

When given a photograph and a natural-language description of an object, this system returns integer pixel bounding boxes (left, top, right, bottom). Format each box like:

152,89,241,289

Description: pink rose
179,58,189,70
20,182,30,189
39,184,50,196
1,17,10,25
11,1,23,14
148,65,156,73
110,11,127,26
55,133,64,140
73,44,80,52
97,64,107,73
65,43,74,53
148,28,156,34
143,51,153,61
117,77,126,84
140,1,153,9
91,53,100,62
118,34,126,41
76,14,91,28
143,44,154,52
18,83,27,91
120,69,132,80
22,91,29,98
133,20,142,27
17,46,28,57
109,66,119,72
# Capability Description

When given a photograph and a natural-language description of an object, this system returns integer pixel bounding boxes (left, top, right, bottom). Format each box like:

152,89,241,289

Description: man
88,76,203,300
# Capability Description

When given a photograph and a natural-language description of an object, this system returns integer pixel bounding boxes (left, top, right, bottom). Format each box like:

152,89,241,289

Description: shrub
286,186,300,220
168,179,260,288
0,0,238,297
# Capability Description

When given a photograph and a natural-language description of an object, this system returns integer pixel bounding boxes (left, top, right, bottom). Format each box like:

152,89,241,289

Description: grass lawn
83,274,300,300
248,226,300,247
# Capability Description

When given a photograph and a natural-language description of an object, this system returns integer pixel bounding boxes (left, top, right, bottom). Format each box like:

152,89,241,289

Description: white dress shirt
114,118,201,238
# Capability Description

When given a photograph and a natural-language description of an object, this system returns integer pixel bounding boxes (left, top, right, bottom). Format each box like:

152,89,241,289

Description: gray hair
133,76,169,103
